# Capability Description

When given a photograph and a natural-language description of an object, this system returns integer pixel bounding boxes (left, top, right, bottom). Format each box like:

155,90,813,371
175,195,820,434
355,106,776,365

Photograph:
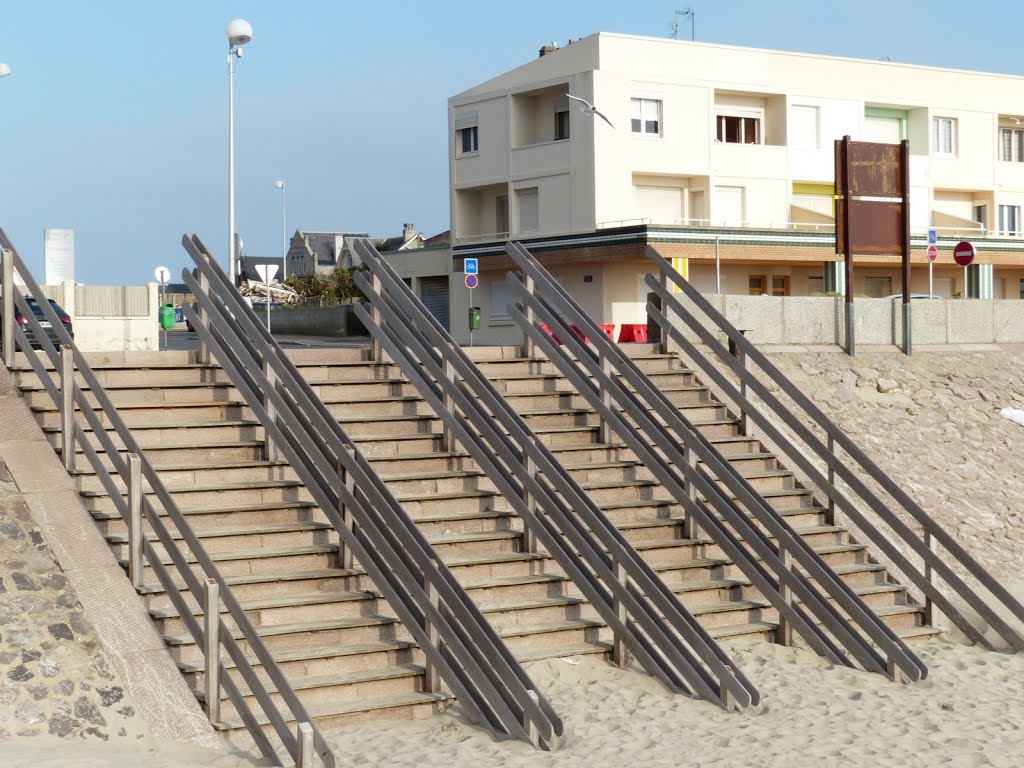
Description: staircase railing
503,241,926,683
642,245,1024,653
350,238,761,712
0,229,335,768
179,234,561,749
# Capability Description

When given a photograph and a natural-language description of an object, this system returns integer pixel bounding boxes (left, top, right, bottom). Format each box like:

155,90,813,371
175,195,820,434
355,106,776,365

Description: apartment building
447,33,1024,344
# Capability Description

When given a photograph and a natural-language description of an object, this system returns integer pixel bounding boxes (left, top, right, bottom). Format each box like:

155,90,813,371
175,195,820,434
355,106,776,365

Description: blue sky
1,1,1022,285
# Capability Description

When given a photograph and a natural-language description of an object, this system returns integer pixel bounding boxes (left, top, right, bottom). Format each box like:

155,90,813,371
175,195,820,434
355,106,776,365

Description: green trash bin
159,304,175,330
468,306,481,331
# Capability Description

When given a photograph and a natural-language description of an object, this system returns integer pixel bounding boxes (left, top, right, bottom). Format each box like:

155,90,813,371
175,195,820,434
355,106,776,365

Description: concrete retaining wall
266,304,367,337
670,295,1024,346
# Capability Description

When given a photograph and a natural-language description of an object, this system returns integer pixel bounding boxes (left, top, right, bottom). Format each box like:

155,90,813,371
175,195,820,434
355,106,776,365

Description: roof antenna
672,9,695,41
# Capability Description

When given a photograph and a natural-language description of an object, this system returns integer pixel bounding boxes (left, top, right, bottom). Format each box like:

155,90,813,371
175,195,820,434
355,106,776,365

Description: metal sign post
953,241,976,298
254,263,280,334
834,136,912,356
927,229,937,299
154,265,170,351
465,258,479,348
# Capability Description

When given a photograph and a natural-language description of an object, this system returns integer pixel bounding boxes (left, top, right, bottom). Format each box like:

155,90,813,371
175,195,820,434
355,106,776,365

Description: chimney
539,42,558,58
403,222,417,243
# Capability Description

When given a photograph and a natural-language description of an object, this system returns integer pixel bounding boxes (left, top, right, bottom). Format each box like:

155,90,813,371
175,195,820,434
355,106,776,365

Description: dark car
0,297,74,350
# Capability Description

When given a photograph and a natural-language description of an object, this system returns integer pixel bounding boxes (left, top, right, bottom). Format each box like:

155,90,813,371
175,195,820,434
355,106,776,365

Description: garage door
420,276,450,331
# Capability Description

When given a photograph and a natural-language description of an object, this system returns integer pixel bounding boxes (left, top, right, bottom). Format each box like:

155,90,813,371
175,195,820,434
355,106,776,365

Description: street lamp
275,180,286,281
227,18,253,285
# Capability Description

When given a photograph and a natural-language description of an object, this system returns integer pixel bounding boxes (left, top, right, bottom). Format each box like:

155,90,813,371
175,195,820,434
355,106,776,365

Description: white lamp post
227,19,253,285
275,180,286,281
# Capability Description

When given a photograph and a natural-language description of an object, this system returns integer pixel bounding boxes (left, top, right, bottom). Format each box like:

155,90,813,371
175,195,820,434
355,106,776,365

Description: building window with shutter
932,117,956,156
457,125,479,156
631,98,661,136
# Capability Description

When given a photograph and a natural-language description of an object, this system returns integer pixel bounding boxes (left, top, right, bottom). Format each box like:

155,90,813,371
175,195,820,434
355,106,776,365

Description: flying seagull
566,93,615,129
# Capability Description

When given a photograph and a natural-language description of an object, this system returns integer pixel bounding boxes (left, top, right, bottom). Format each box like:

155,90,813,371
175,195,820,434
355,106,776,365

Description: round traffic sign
926,244,938,263
154,265,170,283
953,241,975,267
465,274,479,289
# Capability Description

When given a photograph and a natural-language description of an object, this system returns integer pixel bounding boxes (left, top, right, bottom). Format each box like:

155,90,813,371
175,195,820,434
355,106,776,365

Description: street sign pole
155,265,170,352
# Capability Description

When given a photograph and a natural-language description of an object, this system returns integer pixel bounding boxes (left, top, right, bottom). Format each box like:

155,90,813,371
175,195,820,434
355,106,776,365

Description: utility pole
673,9,695,41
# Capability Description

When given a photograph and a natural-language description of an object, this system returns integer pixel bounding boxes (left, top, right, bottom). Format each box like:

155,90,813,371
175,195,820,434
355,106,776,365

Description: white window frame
1000,127,1024,163
998,204,1021,236
457,125,479,156
932,117,956,156
554,106,570,141
631,98,661,137
716,114,762,145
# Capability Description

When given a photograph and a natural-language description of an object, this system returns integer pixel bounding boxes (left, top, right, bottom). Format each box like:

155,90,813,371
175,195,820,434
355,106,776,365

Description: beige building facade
447,33,1024,344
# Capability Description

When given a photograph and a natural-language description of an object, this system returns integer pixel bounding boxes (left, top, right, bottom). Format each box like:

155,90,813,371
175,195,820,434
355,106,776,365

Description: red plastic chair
598,323,616,340
538,323,563,345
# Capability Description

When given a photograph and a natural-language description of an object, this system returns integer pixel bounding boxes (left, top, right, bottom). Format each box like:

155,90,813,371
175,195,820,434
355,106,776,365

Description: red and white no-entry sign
926,245,938,262
465,273,479,289
953,241,976,267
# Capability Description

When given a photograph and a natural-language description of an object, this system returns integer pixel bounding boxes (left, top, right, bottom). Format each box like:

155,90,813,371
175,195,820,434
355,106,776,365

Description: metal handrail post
181,239,561,746
337,454,356,571
643,262,1024,652
524,273,537,360
826,434,836,526
59,345,76,471
127,453,144,590
370,272,383,362
204,578,221,725
2,250,13,369
297,722,314,768
264,358,279,462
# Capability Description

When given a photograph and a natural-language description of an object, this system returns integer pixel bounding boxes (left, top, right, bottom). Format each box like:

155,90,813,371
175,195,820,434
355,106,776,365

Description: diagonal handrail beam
642,247,1024,652
0,229,334,768
181,234,561,748
351,238,760,712
504,241,927,683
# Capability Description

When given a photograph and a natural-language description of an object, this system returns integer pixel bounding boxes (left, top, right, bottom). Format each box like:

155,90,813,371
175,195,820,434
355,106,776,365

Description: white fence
669,294,1024,347
37,281,160,351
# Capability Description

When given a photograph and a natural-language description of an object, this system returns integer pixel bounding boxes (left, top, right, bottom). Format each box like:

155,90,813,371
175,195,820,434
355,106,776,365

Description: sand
7,605,1024,768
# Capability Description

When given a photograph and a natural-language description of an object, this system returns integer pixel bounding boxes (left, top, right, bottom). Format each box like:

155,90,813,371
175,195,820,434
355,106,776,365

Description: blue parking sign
928,228,937,245
464,258,478,275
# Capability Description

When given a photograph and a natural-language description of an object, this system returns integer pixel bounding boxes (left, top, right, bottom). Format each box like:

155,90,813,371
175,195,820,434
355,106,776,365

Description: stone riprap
0,459,147,743
761,343,1024,580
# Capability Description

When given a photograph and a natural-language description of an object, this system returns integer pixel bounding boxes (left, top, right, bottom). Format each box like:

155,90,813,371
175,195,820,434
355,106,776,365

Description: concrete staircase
12,344,938,733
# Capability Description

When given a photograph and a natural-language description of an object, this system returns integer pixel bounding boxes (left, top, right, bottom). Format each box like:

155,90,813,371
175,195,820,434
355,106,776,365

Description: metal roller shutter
419,276,450,331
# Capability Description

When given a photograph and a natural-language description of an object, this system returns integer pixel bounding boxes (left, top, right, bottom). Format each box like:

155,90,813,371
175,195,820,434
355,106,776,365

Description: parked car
0,297,74,350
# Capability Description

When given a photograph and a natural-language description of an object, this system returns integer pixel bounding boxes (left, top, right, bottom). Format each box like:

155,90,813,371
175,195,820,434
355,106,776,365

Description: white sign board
44,229,75,285
254,263,279,285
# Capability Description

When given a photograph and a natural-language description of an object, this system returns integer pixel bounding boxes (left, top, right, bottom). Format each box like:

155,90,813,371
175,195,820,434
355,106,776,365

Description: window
517,188,539,233
555,108,570,140
457,126,478,155
489,280,513,323
631,98,661,136
932,117,956,155
771,276,790,297
1000,127,1024,162
748,276,766,295
496,196,509,237
999,204,1021,235
974,204,988,229
864,277,892,298
718,115,760,144
808,276,824,295
790,105,819,150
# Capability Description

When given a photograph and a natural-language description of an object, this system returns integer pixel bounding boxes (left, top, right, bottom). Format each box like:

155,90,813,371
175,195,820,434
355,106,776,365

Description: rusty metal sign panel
846,142,902,198
848,199,903,255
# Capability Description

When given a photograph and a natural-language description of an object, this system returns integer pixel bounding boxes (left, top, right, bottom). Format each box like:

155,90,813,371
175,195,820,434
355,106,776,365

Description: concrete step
91,499,323,534
81,478,315,512
105,519,337,560
34,401,252,429
45,420,266,449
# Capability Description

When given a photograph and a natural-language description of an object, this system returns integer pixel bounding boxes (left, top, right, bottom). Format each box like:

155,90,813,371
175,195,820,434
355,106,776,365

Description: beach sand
7,600,1024,768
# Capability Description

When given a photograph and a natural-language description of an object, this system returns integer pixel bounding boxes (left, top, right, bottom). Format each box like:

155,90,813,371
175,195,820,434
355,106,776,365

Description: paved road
159,329,371,352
